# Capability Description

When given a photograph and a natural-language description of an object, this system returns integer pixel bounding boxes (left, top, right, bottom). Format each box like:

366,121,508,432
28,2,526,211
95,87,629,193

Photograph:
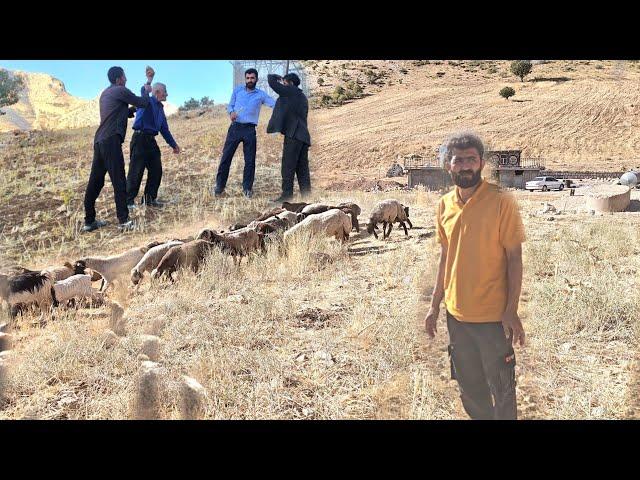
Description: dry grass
2,66,640,418
2,184,639,419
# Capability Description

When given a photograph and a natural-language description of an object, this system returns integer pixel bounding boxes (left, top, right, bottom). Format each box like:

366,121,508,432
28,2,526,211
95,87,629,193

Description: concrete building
404,154,453,190
487,150,544,189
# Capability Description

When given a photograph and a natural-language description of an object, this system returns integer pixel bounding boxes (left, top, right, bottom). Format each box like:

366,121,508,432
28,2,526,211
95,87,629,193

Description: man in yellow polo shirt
424,132,526,420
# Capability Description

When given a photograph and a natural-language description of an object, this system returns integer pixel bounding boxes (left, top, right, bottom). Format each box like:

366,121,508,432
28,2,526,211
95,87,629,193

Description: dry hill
0,71,177,133
305,60,640,186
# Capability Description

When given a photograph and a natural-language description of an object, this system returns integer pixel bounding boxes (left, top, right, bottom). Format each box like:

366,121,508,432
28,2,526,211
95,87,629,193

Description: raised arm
116,86,150,108
267,74,295,96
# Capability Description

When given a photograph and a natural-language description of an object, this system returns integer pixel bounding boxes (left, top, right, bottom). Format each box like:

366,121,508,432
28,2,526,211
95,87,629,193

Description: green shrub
0,69,24,114
510,60,533,82
499,86,516,100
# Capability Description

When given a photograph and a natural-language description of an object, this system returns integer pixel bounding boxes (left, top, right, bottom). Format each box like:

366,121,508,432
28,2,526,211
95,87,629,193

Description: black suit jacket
266,74,311,146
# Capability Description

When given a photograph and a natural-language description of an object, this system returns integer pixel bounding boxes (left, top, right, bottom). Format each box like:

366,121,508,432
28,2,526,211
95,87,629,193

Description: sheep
51,274,104,307
0,271,55,318
228,223,247,232
74,245,151,292
198,228,264,263
131,241,184,286
335,202,362,232
272,210,296,226
151,240,215,281
366,199,413,239
248,216,291,233
255,207,286,222
284,209,352,243
300,203,333,218
282,201,309,213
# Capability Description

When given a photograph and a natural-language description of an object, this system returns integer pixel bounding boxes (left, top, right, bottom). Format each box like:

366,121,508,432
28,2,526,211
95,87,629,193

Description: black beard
246,82,256,90
451,169,482,188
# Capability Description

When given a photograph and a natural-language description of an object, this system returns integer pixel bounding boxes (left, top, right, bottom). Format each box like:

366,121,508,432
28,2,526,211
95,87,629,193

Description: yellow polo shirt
436,179,526,323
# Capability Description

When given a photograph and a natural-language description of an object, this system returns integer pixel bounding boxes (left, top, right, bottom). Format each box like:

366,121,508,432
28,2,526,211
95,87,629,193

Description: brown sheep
335,202,362,232
255,207,286,222
151,240,215,281
282,201,309,213
197,228,264,263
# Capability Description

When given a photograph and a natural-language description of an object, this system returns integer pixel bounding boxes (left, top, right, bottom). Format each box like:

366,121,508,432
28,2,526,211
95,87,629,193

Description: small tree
317,77,324,86
200,96,214,107
180,97,200,111
510,60,533,82
0,69,25,115
499,86,516,100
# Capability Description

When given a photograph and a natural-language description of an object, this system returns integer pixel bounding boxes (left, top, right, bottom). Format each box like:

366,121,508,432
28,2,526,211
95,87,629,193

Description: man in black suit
266,72,311,202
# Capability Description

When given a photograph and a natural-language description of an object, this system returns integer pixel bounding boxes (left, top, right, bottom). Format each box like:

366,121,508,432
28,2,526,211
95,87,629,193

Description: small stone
295,353,306,363
228,294,247,304
140,335,161,361
0,332,11,352
180,375,207,420
102,330,118,349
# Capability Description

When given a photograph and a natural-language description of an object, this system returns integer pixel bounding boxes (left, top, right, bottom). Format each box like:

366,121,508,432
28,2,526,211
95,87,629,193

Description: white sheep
284,209,351,243
74,245,150,292
366,199,413,239
131,241,184,285
52,274,103,306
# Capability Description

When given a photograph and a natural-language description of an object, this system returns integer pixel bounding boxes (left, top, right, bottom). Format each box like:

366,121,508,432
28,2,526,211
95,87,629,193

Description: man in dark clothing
83,66,151,232
267,72,311,203
126,68,180,209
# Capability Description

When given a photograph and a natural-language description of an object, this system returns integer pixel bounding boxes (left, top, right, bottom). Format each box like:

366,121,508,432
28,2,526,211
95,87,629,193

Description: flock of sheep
0,198,413,319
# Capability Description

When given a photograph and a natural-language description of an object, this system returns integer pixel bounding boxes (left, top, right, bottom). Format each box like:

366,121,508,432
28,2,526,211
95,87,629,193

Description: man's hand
172,145,181,154
500,310,525,347
230,112,238,122
143,84,152,94
146,65,155,83
424,306,440,339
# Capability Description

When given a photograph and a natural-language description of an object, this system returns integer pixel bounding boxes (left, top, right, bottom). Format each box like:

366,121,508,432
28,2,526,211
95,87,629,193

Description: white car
525,176,564,192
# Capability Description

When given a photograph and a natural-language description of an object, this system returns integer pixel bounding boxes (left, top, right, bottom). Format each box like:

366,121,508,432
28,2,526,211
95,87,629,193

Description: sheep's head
144,241,163,251
196,229,217,242
131,269,143,285
73,260,87,275
366,222,376,235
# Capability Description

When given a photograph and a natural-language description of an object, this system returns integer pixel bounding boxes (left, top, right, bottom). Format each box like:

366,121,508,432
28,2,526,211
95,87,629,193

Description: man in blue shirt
213,68,275,198
126,68,180,209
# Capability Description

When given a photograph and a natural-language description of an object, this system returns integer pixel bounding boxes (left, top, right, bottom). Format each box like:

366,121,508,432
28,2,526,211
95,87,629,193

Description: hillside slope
0,71,177,132
306,60,640,183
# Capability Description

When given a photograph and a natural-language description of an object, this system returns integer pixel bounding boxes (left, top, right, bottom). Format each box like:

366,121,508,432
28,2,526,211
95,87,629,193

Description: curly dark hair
444,131,485,163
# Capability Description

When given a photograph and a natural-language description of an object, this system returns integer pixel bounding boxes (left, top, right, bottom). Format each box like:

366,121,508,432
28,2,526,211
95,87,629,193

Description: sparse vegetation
510,60,533,82
0,69,25,115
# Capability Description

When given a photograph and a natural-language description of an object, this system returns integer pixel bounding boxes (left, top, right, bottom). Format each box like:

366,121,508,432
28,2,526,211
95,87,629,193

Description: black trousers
84,134,129,224
215,122,257,193
446,311,518,420
127,131,162,205
281,136,311,198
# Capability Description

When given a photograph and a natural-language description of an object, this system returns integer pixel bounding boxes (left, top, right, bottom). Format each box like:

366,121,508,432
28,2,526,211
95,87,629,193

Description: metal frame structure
230,60,310,98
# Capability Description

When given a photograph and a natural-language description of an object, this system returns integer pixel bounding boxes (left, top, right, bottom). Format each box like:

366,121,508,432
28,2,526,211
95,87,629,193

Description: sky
0,60,235,107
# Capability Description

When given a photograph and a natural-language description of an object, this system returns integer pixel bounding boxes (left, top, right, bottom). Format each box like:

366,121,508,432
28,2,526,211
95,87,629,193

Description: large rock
584,185,631,212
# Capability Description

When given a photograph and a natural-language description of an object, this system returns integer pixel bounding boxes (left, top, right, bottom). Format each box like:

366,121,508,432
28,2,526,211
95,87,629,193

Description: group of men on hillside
81,64,528,422
83,65,310,232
